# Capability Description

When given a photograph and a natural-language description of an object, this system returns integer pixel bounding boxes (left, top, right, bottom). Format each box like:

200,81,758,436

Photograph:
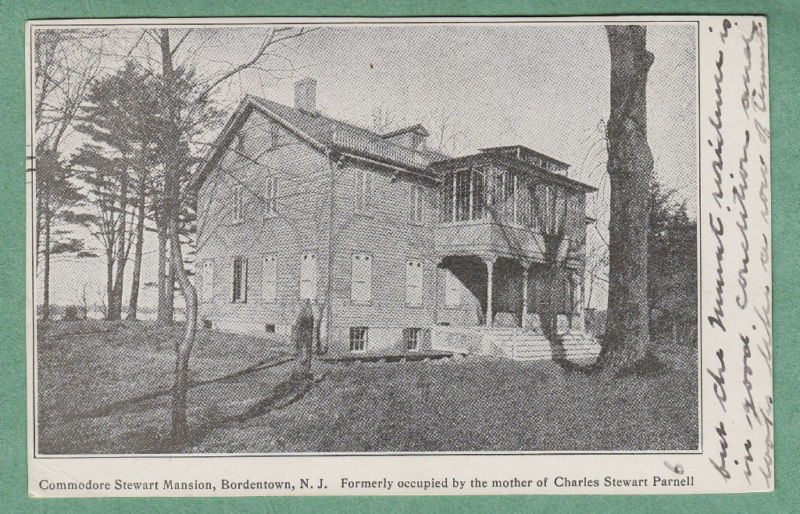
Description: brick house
194,79,600,361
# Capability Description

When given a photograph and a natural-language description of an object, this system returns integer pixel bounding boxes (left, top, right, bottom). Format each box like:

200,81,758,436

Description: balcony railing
332,129,432,170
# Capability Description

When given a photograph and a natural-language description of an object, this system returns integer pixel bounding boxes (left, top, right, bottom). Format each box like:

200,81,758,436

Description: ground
36,321,698,454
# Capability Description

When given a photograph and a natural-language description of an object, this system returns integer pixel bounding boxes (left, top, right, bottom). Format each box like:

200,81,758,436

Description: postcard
26,15,772,496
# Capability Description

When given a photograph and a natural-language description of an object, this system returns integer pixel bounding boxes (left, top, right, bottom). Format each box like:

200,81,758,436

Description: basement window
404,327,422,351
349,327,368,352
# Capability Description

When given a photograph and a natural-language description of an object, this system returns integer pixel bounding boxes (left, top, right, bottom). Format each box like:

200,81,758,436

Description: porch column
482,256,497,327
521,262,531,328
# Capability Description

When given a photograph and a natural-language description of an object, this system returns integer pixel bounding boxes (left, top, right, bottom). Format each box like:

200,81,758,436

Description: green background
1,1,797,511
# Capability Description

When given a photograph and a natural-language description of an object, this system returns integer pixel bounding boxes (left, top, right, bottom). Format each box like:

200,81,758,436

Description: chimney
294,78,317,113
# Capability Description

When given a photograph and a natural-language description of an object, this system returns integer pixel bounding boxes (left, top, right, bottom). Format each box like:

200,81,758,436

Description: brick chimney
294,78,317,113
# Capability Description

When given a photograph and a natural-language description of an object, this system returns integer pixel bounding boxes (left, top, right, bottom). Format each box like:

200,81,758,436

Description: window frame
351,253,373,305
409,184,425,225
405,259,424,307
262,254,277,303
404,327,422,352
354,169,374,214
264,176,278,216
299,252,318,300
349,326,368,353
231,256,248,304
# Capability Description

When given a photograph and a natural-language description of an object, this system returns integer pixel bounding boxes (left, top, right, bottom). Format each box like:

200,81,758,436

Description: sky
40,21,698,311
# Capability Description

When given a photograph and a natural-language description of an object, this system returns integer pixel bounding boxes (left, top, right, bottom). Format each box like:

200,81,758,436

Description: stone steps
482,329,601,362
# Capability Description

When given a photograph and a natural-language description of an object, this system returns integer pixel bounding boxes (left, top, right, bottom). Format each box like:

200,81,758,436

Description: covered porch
436,254,583,334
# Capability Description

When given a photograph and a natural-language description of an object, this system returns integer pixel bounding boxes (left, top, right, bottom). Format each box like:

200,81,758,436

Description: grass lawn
37,321,698,454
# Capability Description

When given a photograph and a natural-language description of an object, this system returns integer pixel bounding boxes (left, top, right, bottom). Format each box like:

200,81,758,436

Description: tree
647,183,697,346
34,29,105,319
73,63,161,320
151,26,318,444
598,25,655,372
35,148,86,320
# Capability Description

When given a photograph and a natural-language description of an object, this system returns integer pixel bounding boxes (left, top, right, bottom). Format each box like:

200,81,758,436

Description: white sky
42,22,697,311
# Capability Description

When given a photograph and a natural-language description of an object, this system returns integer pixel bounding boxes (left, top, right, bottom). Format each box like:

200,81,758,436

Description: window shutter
300,253,317,300
444,269,461,306
406,260,423,306
351,254,372,304
262,255,277,302
202,261,214,302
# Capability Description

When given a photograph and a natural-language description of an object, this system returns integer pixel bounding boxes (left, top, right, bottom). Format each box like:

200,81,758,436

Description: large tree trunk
598,25,655,371
127,176,147,321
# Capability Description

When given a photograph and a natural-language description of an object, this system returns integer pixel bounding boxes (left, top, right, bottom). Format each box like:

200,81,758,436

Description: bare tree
33,29,105,320
150,26,318,444
598,25,655,372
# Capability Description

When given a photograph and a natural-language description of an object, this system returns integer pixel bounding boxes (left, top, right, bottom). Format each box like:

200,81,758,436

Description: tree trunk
156,225,175,324
127,177,147,320
160,28,198,446
108,172,129,320
105,248,114,320
598,25,655,371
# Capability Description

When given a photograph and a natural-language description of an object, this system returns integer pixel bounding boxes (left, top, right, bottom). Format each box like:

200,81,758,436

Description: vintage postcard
26,15,772,496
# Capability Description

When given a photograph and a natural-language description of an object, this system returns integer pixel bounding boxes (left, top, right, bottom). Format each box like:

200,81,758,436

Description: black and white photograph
27,16,772,496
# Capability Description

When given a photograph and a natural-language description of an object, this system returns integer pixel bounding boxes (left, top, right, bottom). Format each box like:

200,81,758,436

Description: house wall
325,159,476,355
196,109,332,339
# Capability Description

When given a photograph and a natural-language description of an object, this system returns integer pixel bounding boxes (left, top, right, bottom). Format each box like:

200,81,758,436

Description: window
232,186,244,222
404,328,422,351
264,176,278,216
232,257,248,303
201,260,214,303
555,188,567,234
300,253,317,300
262,255,277,303
409,185,424,224
351,253,372,304
355,169,374,212
444,269,461,307
405,260,423,306
349,327,368,352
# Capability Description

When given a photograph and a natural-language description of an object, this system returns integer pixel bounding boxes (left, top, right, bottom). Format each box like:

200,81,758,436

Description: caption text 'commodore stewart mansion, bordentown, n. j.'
193,78,601,362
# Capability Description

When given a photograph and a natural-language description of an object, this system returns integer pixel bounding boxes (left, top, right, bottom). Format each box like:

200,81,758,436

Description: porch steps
482,329,601,363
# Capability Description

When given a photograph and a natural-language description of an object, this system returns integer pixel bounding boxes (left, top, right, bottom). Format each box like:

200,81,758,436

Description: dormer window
380,124,429,150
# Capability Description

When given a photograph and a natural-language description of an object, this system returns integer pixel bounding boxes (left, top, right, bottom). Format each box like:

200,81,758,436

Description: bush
63,305,85,321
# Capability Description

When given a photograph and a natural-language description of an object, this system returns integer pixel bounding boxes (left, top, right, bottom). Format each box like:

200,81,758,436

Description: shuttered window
409,185,424,223
300,253,317,300
232,257,248,303
355,169,374,212
262,255,277,303
406,259,424,306
201,260,214,303
264,176,278,216
351,254,372,304
444,269,461,307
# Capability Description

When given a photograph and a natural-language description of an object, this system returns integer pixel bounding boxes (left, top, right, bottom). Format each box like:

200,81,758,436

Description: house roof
478,145,571,171
193,95,595,194
193,95,448,191
429,151,598,193
381,123,430,138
